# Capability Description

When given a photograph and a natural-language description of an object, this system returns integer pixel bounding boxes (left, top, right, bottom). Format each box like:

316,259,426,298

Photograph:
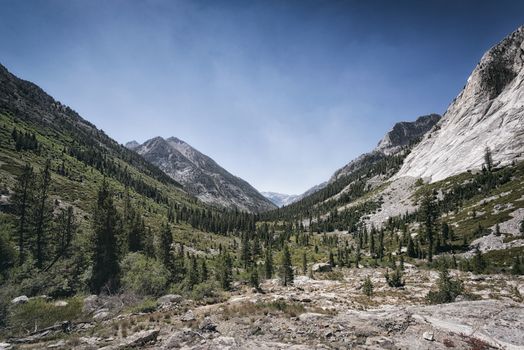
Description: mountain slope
130,137,276,213
261,192,299,207
396,26,524,182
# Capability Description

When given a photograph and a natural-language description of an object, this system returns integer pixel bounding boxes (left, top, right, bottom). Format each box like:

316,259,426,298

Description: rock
0,343,11,350
211,336,237,348
93,309,110,321
83,295,99,313
312,263,332,273
423,331,434,341
298,312,328,322
47,340,66,348
162,328,202,349
11,295,29,305
181,310,196,322
125,329,159,347
157,294,182,305
54,300,68,307
199,317,218,332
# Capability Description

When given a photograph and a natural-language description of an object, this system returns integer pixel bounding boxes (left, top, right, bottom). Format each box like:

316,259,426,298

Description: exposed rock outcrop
396,26,524,182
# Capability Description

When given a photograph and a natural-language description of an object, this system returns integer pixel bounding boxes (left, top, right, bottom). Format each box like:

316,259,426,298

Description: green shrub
426,267,463,304
121,253,168,296
130,298,158,313
7,297,82,336
362,276,373,297
385,268,405,288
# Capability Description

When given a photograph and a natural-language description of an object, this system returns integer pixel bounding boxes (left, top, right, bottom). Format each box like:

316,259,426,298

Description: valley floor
6,266,523,350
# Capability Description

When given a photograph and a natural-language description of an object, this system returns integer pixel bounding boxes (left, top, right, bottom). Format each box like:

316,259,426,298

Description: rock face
396,26,524,182
375,114,441,155
130,137,276,213
261,192,299,207
330,114,440,182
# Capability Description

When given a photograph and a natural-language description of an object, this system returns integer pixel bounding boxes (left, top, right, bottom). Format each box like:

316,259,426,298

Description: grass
5,296,83,337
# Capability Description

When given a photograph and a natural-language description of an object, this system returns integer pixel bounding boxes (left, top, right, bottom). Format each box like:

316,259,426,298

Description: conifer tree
187,255,199,289
280,244,293,286
12,164,34,265
484,147,493,172
264,248,273,279
91,180,121,294
302,252,307,274
32,159,53,269
201,259,209,282
420,192,438,262
249,265,260,290
218,253,233,290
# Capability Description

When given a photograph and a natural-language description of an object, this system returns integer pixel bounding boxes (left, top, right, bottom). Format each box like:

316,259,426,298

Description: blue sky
1,0,523,194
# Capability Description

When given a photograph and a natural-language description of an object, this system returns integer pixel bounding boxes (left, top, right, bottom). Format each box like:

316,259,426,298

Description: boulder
0,343,12,350
312,263,332,273
11,296,29,305
125,329,159,347
181,310,195,322
199,317,218,333
54,300,68,307
83,295,99,313
157,294,182,305
423,331,434,341
93,309,110,321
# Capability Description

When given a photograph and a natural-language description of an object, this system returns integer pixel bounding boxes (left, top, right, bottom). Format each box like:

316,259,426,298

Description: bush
130,298,158,313
362,276,373,297
7,297,82,336
385,268,405,288
121,253,168,296
426,266,463,304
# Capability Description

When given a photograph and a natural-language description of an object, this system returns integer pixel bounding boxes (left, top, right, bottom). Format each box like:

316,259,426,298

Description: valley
0,14,523,350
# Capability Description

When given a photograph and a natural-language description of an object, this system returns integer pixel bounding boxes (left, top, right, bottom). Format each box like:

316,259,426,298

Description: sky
1,0,523,194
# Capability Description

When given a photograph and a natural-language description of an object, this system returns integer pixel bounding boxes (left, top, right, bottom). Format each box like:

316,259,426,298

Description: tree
426,266,463,304
362,276,373,297
201,259,209,282
328,251,335,267
302,252,307,275
45,206,77,271
240,234,251,268
484,147,493,172
385,267,405,288
280,244,294,286
187,255,200,289
90,180,121,294
420,192,438,262
12,164,34,265
32,159,53,269
406,235,416,258
249,265,260,290
264,248,274,279
218,253,233,290
471,247,486,274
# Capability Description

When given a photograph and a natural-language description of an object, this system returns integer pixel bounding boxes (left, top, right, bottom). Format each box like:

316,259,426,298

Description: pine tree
12,164,34,265
420,192,438,262
484,147,493,172
302,252,307,275
240,234,251,268
362,276,373,297
90,180,121,294
187,255,199,289
264,248,273,279
201,259,209,282
280,244,293,286
328,250,335,267
218,253,233,290
32,159,53,269
249,265,260,290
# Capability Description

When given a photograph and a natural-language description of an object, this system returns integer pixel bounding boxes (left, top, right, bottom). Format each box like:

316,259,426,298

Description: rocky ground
3,266,523,350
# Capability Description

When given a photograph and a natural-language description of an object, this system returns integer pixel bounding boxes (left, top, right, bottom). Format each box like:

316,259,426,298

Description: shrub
130,298,158,313
426,266,463,304
121,253,168,296
7,297,82,336
362,276,373,297
385,268,405,288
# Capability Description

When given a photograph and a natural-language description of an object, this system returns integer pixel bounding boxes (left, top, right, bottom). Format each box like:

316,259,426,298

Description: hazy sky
1,1,523,194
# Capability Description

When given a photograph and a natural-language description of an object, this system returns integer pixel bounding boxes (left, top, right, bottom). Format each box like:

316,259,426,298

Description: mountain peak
130,137,276,213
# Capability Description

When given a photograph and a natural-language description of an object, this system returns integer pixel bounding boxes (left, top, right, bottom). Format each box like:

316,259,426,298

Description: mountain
261,192,299,207
129,137,277,213
330,114,441,183
125,140,140,150
396,26,524,182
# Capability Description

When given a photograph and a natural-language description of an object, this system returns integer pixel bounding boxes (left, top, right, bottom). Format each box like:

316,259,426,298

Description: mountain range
126,137,276,213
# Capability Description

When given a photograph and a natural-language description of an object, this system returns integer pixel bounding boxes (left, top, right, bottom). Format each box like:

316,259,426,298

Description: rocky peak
124,140,140,150
395,26,524,182
376,114,441,155
130,137,276,213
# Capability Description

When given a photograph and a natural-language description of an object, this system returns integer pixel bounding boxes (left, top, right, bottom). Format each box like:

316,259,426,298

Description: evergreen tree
484,147,493,172
328,250,335,267
201,259,209,282
218,253,233,290
420,192,438,262
280,244,293,286
12,164,34,265
187,255,199,289
240,234,251,268
249,265,260,290
32,159,53,269
90,180,121,294
264,248,273,279
302,252,307,275
406,235,416,258
362,276,373,297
